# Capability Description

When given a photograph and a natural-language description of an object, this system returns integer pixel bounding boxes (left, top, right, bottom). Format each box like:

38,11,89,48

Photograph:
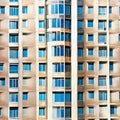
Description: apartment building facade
0,0,120,120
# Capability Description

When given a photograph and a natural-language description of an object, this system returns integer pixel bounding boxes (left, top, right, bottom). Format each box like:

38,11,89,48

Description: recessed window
52,46,64,56
88,107,94,114
39,78,46,87
9,21,18,29
10,0,18,2
9,34,18,43
78,20,83,29
0,6,5,14
9,107,18,118
78,63,84,71
88,62,94,71
23,48,28,57
0,64,4,71
0,78,5,86
39,108,45,116
22,20,27,28
109,7,112,14
88,77,94,85
39,92,46,101
22,6,28,14
23,63,31,72
98,76,106,86
98,6,107,15
78,92,83,101
78,33,84,42
87,20,93,28
78,48,84,56
88,34,94,41
9,92,18,102
99,91,107,101
10,48,18,59
39,21,45,28
98,34,106,44
88,91,94,99
39,34,45,42
10,64,18,73
78,107,84,116
52,63,64,72
88,48,94,56
0,108,2,116
39,63,46,72
98,20,106,30
9,6,18,16
38,7,44,14
88,7,93,14
78,77,84,86
10,78,18,88
78,6,83,15
22,92,28,101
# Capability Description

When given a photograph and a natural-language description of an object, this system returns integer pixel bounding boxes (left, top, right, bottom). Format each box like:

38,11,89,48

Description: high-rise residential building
0,0,120,119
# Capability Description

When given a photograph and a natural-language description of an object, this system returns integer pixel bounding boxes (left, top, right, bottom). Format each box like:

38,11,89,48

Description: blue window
88,34,93,41
10,78,18,88
9,7,18,16
39,49,46,58
88,7,93,14
53,63,64,72
98,34,106,43
109,62,113,71
65,47,71,57
39,64,46,72
53,93,64,102
109,7,112,14
59,4,64,14
52,46,64,56
22,20,27,28
78,33,84,42
78,20,83,29
110,106,117,115
9,107,18,118
119,34,120,41
99,6,106,15
65,5,70,15
10,64,18,73
65,92,71,102
53,78,64,87
88,20,93,28
0,108,2,116
10,48,18,59
39,34,45,42
22,92,28,100
98,76,106,86
39,108,45,116
9,93,18,102
10,0,18,2
9,21,18,29
99,48,107,57
22,6,28,14
88,62,94,71
78,107,84,115
88,91,94,99
78,63,84,71
109,76,112,86
39,78,46,87
38,7,44,14
88,48,94,56
78,77,84,86
65,78,71,88
98,20,106,30
78,48,84,56
109,49,113,57
0,64,4,71
65,19,71,29
109,21,112,28
23,49,28,57
39,92,46,101
0,6,5,14
78,92,83,101
23,63,31,71
9,34,18,43
0,78,5,86
89,107,94,114
99,91,107,101
78,6,83,15
88,77,94,85
39,21,45,28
